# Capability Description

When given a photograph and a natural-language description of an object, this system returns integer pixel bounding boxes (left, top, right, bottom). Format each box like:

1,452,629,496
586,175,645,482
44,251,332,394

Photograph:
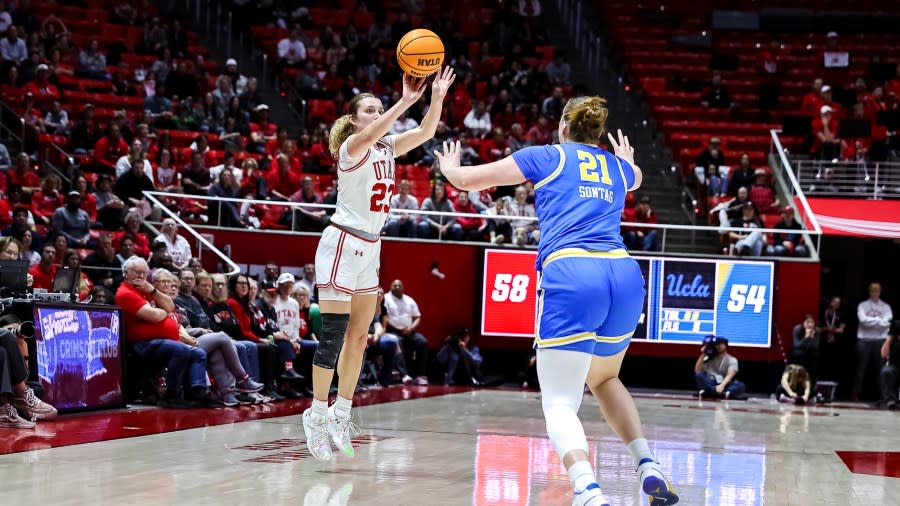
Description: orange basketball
396,29,445,78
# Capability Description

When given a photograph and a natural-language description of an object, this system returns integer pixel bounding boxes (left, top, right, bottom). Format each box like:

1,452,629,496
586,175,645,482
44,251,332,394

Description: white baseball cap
225,58,237,66
276,273,295,285
820,105,833,114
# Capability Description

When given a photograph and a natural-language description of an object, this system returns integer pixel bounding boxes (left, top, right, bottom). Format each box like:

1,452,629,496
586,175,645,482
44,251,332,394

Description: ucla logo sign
666,273,711,298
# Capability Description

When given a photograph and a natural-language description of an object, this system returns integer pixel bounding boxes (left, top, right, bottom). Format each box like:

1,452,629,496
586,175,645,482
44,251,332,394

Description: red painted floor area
837,451,900,478
0,385,471,456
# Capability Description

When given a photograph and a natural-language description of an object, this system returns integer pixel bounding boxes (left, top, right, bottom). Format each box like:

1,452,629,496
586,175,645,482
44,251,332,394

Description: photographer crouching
694,335,746,400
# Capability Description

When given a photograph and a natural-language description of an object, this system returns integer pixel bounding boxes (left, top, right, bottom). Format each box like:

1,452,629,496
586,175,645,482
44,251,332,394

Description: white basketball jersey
332,135,397,236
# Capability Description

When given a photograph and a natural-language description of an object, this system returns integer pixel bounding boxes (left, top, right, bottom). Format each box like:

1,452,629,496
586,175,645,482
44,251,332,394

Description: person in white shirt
296,263,316,303
384,179,419,238
277,28,307,69
0,26,27,65
383,279,429,385
0,10,12,34
854,282,894,400
463,101,492,138
154,218,192,270
391,111,419,135
115,140,154,180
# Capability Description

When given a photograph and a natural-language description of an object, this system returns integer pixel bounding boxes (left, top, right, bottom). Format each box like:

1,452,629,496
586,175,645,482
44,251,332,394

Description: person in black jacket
791,314,820,380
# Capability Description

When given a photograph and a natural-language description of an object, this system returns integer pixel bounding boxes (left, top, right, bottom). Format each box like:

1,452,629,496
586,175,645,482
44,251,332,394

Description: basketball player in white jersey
302,68,456,460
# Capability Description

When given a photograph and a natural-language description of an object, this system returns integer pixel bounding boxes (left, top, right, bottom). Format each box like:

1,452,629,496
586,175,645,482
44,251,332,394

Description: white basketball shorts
314,225,381,302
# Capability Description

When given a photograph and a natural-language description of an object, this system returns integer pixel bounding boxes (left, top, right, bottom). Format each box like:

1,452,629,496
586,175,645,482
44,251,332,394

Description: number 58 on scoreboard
480,249,774,347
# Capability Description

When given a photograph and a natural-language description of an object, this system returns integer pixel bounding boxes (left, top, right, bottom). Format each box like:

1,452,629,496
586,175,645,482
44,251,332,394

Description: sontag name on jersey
577,185,614,202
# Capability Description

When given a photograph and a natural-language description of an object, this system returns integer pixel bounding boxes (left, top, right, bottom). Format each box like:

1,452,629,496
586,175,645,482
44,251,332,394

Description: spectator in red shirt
22,64,60,107
526,115,552,145
0,65,24,105
31,174,64,225
6,153,40,189
266,154,300,200
749,169,779,215
28,244,58,290
249,104,278,153
454,190,484,240
116,257,221,408
289,176,329,231
479,127,508,163
93,124,129,173
265,127,292,158
622,196,659,251
800,78,824,116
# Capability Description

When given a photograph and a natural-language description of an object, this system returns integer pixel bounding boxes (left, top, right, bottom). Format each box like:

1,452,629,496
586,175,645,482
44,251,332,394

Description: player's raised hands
430,66,456,100
401,73,428,104
607,129,636,167
434,140,461,170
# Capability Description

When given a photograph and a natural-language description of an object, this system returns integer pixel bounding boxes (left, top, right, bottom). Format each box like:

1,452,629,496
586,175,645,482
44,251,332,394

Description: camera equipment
10,321,35,339
701,335,728,362
0,313,35,339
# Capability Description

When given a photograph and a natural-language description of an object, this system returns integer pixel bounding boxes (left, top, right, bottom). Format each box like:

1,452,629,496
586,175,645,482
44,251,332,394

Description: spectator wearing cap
727,153,756,197
729,202,765,257
812,105,844,160
623,196,659,251
768,207,808,257
695,336,745,399
749,169,779,215
23,64,60,106
819,85,842,118
1,26,26,68
51,190,94,248
695,137,726,173
217,58,247,95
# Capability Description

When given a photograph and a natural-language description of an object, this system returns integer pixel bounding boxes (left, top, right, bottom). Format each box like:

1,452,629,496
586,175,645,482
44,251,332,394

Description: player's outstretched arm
395,67,455,156
608,129,643,191
346,74,427,158
434,140,526,191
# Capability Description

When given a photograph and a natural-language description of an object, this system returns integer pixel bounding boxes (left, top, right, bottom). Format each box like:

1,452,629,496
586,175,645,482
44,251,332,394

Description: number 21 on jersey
577,150,613,185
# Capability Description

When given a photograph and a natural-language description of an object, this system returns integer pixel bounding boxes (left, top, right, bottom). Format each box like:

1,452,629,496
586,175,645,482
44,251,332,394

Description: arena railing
0,101,26,154
143,191,242,276
792,159,900,200
143,191,822,260
769,129,824,256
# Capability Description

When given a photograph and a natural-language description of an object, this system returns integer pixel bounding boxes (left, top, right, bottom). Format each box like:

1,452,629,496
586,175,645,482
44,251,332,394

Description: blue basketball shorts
533,250,645,357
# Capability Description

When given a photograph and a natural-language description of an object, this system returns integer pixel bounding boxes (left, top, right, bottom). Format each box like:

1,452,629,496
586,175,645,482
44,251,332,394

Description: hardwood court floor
2,387,899,505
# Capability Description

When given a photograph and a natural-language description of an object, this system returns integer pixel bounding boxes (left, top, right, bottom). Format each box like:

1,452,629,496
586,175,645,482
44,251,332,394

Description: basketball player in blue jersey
435,96,678,506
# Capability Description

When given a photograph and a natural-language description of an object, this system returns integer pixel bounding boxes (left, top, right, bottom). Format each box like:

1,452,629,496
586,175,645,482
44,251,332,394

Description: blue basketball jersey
511,143,636,270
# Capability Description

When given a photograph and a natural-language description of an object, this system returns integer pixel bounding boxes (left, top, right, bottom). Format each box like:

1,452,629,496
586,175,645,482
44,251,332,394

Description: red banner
802,198,900,238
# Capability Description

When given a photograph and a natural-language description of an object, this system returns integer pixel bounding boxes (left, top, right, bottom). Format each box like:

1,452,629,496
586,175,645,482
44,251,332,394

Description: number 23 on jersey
369,160,395,213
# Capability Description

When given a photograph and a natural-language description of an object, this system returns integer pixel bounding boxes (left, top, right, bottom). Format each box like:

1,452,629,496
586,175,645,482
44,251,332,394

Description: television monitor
0,259,29,296
51,266,79,297
33,303,124,411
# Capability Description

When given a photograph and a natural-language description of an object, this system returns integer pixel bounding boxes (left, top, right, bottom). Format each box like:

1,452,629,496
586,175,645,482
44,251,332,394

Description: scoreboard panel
480,250,773,347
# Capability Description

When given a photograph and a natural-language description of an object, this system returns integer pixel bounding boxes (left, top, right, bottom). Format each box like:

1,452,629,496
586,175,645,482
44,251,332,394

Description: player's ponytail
561,96,609,145
328,92,377,158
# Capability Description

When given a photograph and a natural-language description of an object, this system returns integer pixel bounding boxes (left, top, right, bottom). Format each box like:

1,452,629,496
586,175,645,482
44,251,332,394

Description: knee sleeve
537,348,592,459
312,313,350,369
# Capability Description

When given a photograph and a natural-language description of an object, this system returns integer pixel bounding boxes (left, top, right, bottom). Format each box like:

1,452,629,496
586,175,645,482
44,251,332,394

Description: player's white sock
567,460,597,491
627,438,655,467
333,396,352,420
311,398,328,419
